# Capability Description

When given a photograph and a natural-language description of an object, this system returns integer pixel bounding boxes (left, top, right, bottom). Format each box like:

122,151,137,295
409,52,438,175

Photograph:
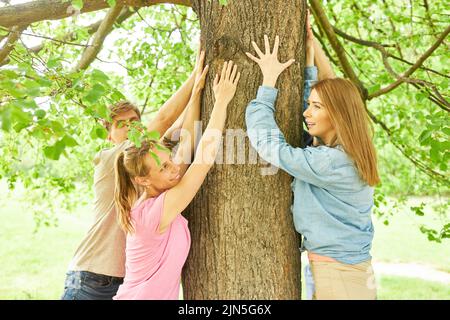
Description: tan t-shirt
68,140,132,277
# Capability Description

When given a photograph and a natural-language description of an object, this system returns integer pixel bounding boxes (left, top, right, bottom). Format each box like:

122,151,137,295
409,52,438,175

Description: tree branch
0,0,191,28
331,26,450,112
388,54,449,79
308,0,448,185
370,24,450,99
0,25,27,64
74,3,125,71
366,108,448,185
309,0,367,97
0,7,136,67
35,6,136,53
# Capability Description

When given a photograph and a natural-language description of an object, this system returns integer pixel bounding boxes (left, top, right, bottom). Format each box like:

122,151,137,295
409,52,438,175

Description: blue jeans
61,271,123,300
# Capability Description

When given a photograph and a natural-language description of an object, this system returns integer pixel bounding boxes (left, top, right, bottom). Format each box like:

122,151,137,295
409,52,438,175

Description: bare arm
159,61,240,234
306,10,335,80
159,108,186,149
313,38,335,80
147,46,206,137
172,51,208,176
146,73,195,138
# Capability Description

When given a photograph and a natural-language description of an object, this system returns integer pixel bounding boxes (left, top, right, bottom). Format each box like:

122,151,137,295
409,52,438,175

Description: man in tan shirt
61,59,201,299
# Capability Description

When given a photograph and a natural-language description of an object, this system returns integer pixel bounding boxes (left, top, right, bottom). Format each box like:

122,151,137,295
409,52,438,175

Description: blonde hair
312,78,380,186
103,100,142,131
114,140,156,233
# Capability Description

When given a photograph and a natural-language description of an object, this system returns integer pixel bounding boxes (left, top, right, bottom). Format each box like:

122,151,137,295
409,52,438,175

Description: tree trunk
183,0,308,299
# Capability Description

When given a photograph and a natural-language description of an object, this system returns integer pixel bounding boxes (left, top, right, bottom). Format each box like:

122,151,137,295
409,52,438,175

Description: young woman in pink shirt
112,56,240,300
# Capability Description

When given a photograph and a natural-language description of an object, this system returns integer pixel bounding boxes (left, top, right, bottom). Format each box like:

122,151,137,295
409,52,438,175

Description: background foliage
0,0,448,241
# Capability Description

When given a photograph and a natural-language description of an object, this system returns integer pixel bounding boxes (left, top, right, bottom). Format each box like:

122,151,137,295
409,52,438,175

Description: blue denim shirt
245,66,374,265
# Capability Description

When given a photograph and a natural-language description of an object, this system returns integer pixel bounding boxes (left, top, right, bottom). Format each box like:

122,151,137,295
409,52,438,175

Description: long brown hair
114,140,155,233
312,78,380,186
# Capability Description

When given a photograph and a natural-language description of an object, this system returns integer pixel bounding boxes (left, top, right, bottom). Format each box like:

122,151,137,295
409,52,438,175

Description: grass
0,194,449,299
377,276,450,300
371,196,450,273
0,201,90,300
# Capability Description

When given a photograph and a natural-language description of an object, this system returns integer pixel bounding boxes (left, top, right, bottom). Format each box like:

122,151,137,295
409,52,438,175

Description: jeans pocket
82,272,116,293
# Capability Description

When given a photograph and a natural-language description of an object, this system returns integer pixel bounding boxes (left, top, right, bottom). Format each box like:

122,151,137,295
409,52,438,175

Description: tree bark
0,0,191,28
0,25,26,64
182,0,307,299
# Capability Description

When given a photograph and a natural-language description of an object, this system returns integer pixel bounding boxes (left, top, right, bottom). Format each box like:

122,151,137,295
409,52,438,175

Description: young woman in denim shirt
245,13,380,299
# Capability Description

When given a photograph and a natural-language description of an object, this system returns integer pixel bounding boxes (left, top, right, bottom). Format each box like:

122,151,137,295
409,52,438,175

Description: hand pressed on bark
245,34,295,87
192,50,209,96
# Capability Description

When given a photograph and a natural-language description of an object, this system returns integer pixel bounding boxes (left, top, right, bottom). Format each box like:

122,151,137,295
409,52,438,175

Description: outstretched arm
147,46,204,137
313,38,335,80
173,51,209,176
307,10,335,80
160,61,240,234
160,108,186,149
146,74,195,138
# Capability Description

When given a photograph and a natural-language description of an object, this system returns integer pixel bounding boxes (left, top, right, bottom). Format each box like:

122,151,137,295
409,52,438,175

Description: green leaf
0,70,19,79
95,126,108,140
146,130,160,141
368,84,381,95
47,57,60,69
418,130,432,145
429,140,440,163
128,128,141,147
1,108,11,131
149,150,161,166
71,0,83,11
91,69,110,83
410,204,425,216
111,90,126,101
62,135,78,147
106,0,116,7
50,120,65,136
35,109,46,119
154,143,169,154
96,103,109,119
10,105,33,132
43,140,66,160
35,76,53,88
83,84,106,104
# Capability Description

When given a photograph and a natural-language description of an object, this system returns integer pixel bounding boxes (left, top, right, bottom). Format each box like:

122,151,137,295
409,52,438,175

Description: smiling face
134,148,182,195
303,88,337,146
108,109,140,144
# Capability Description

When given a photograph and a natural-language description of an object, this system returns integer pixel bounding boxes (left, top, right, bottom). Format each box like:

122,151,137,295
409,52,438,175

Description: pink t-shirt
113,191,191,300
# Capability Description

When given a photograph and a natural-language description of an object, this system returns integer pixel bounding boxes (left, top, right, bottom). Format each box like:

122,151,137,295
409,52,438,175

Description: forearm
173,93,201,173
181,94,201,154
262,76,278,88
246,89,292,170
193,102,227,167
162,108,186,143
147,73,195,135
313,38,335,80
246,86,282,158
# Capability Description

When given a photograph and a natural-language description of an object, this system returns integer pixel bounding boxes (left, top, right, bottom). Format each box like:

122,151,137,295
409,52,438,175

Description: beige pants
310,260,377,300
